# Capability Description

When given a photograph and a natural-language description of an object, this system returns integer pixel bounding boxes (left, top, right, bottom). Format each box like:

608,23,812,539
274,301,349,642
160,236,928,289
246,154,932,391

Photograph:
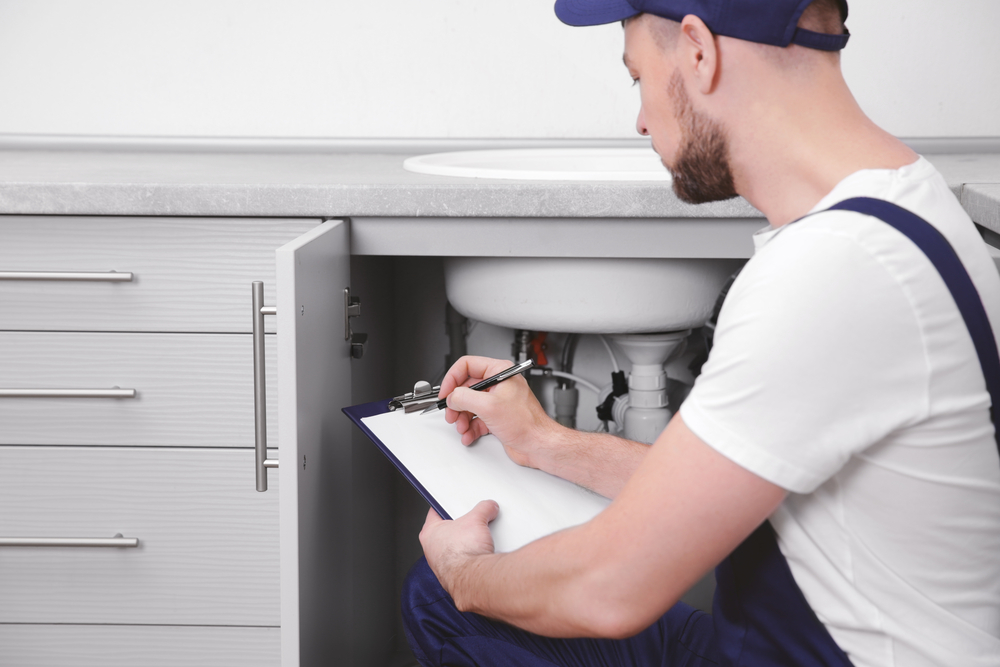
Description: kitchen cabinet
0,210,765,666
2,144,999,667
12,211,1000,666
0,201,789,667
0,210,767,666
0,216,395,667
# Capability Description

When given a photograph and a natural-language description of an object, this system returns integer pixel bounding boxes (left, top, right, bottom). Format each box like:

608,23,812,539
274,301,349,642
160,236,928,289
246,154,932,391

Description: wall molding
0,134,651,154
0,133,996,155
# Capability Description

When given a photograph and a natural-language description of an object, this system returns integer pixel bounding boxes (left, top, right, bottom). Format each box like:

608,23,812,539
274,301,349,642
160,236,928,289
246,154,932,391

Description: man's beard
664,70,738,204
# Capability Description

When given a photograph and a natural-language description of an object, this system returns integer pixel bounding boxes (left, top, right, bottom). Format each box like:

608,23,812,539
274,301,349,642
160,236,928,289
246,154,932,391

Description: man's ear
679,15,719,96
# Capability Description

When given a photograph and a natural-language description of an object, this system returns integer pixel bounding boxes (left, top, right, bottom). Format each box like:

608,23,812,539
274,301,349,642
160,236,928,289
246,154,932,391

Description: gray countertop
0,148,998,229
964,183,1000,231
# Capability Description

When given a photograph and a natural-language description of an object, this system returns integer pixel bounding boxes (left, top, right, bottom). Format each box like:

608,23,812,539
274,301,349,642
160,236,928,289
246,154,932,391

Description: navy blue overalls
401,198,1000,667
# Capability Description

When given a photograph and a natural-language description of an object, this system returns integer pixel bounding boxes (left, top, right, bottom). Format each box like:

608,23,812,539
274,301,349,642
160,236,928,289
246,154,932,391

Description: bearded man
401,1,1000,665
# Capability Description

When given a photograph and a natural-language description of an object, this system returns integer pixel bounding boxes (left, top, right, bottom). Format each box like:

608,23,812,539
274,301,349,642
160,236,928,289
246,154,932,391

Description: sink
445,257,743,334
426,148,734,334
403,147,671,181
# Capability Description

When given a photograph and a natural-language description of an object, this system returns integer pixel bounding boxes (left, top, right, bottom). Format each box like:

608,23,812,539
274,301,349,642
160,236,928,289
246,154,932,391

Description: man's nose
635,107,648,136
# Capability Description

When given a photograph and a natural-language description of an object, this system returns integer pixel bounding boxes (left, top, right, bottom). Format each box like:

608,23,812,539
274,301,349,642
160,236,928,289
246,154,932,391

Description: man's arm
420,413,786,638
440,355,648,498
529,426,649,499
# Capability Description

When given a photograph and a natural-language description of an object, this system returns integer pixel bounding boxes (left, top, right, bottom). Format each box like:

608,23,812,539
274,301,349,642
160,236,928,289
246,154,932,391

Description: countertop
0,147,998,231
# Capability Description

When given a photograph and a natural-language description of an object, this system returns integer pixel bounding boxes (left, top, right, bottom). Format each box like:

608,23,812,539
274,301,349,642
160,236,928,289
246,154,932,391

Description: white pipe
598,335,620,372
530,369,601,395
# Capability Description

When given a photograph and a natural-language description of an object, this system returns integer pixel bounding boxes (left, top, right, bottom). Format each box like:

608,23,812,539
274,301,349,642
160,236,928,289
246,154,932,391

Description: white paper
362,409,611,553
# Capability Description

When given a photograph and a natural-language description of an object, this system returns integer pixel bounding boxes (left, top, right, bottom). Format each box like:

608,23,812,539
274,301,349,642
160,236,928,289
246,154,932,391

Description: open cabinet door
276,220,353,667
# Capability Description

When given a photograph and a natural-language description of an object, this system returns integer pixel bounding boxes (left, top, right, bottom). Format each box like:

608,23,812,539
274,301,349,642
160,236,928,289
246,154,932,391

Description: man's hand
421,415,787,638
419,500,500,605
439,356,557,468
439,355,651,499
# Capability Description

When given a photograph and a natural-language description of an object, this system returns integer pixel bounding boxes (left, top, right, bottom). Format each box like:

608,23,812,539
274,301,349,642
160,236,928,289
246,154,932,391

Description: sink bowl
426,149,734,334
444,257,743,334
403,147,671,181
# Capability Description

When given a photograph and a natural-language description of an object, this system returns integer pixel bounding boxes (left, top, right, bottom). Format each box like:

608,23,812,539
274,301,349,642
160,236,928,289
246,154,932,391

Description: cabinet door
275,221,353,667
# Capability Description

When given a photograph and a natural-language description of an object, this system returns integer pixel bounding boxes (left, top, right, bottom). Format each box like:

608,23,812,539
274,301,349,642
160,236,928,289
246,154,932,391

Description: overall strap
829,197,1000,457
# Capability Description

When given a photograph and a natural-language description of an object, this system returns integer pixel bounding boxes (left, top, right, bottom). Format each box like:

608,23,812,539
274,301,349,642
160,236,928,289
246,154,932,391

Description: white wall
841,1,1000,138
0,0,995,139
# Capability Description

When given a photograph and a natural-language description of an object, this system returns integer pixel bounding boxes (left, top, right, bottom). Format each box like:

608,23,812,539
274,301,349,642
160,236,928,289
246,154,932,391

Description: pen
420,359,535,414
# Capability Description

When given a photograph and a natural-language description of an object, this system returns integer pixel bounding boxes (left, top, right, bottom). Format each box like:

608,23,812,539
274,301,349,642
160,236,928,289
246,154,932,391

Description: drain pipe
608,332,689,444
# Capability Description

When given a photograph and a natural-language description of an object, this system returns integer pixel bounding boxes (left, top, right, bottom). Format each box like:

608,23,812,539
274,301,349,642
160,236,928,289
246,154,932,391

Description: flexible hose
529,369,601,394
559,333,580,388
598,335,620,372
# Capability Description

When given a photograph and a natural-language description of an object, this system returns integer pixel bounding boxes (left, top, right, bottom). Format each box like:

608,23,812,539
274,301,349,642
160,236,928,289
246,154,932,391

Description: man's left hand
419,500,500,604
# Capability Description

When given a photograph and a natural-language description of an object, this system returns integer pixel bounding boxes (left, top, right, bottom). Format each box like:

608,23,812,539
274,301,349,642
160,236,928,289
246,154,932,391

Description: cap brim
554,0,640,27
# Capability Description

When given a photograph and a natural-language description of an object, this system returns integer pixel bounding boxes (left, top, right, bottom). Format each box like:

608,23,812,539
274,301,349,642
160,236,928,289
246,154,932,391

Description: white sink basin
445,257,743,334
424,149,732,334
403,147,671,181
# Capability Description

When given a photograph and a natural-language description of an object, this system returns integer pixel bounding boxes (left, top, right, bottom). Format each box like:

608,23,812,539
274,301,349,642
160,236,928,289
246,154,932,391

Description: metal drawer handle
0,271,133,282
253,281,279,492
0,534,139,548
0,388,136,398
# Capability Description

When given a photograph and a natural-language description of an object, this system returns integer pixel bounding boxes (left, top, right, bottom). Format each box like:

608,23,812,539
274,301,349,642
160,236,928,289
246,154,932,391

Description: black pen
420,359,535,414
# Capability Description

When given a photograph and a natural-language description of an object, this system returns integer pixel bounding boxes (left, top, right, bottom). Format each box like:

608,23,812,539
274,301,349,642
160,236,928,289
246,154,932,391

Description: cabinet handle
0,534,139,548
0,388,136,398
0,271,133,282
253,281,279,492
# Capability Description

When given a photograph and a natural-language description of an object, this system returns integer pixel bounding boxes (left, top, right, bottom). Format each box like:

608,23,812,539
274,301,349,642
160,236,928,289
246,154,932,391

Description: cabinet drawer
0,216,319,333
0,331,276,447
0,446,279,626
0,625,279,667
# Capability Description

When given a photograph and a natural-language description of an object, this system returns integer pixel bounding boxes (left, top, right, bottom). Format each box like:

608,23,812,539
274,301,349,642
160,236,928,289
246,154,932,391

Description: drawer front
0,331,275,447
0,216,319,333
0,625,279,667
0,446,279,626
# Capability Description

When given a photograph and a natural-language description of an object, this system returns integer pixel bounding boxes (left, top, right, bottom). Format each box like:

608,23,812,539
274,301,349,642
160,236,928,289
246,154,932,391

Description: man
402,1,1000,665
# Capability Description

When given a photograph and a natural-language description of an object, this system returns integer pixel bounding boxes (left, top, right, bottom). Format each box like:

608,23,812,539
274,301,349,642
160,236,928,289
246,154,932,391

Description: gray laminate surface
0,148,997,227
964,183,1000,230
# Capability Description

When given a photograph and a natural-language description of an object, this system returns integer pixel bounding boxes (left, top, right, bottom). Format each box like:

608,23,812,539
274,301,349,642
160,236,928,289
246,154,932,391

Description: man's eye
631,77,640,87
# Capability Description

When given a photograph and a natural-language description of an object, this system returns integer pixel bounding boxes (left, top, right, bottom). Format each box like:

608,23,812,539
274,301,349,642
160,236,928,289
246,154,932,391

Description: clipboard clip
388,380,442,413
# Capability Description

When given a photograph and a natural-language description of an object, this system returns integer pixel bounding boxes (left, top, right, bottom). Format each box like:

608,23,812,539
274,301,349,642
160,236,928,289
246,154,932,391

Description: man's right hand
439,355,557,468
440,355,650,500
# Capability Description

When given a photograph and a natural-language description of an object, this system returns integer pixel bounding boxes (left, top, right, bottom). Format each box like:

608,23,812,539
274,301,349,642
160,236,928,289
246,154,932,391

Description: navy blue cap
554,0,850,51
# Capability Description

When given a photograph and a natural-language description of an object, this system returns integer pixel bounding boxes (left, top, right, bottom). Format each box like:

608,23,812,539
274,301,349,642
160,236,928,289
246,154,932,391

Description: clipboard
344,398,452,520
343,399,611,553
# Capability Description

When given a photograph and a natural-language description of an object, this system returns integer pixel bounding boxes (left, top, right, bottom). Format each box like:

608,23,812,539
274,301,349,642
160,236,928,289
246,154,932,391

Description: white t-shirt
680,157,1000,667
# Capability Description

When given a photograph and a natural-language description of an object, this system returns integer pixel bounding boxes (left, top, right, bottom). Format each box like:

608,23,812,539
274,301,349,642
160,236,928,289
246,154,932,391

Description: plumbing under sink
444,255,743,443
425,147,741,443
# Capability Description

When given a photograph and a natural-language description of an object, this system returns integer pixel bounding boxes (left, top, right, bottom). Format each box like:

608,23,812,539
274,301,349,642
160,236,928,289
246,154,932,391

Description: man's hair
797,0,845,36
